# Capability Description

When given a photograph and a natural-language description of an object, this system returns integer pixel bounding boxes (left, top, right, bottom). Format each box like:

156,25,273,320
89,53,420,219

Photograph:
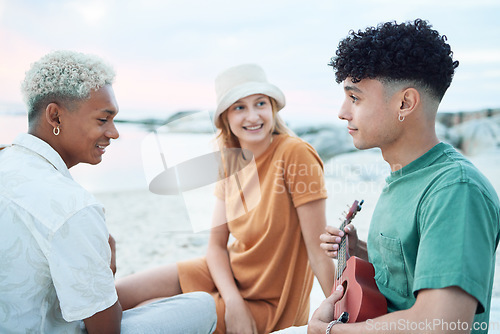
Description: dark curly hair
329,19,459,101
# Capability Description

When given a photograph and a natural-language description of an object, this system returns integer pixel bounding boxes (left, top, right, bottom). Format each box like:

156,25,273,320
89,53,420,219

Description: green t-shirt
367,142,500,333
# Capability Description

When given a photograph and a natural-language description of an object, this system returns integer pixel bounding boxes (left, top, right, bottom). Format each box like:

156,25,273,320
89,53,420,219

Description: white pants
120,292,217,334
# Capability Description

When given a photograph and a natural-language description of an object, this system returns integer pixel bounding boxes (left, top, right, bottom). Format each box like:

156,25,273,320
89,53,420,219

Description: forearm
310,302,442,334
297,199,335,296
313,287,476,334
309,253,335,297
206,199,242,303
84,300,122,334
206,244,242,303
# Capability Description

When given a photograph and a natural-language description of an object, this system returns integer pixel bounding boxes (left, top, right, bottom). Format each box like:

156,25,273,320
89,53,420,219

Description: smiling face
56,85,119,168
338,78,403,151
226,94,274,150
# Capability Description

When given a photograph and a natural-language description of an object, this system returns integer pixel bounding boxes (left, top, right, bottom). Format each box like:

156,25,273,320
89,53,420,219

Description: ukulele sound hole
341,281,348,299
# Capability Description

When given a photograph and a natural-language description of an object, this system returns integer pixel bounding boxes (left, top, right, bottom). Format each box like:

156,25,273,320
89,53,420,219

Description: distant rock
163,111,215,133
436,121,460,148
436,108,500,127
164,111,200,123
435,108,500,155
116,108,500,158
452,115,500,155
293,124,356,162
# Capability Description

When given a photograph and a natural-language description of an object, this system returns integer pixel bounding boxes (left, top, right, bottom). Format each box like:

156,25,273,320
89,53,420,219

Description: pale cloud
65,1,114,25
111,59,215,116
364,0,499,8
0,29,49,105
484,70,500,78
454,49,500,64
0,0,5,19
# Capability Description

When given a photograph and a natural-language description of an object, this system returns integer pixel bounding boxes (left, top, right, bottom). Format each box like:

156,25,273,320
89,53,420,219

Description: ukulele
333,200,387,322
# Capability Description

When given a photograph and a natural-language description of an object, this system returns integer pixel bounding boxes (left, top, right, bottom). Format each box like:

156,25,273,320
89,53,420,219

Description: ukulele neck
336,219,349,280
335,200,363,280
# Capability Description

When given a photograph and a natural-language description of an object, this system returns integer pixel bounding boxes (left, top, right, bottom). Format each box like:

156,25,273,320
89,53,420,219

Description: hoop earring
53,126,60,136
398,114,405,122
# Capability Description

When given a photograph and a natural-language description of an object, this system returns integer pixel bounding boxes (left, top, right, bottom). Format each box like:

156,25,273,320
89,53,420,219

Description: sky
1,0,500,124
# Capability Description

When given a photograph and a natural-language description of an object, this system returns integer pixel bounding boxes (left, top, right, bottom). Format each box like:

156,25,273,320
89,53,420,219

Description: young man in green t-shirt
309,19,500,333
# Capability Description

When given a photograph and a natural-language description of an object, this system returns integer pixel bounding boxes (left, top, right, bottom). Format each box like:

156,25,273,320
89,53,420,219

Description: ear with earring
399,100,406,122
53,126,60,136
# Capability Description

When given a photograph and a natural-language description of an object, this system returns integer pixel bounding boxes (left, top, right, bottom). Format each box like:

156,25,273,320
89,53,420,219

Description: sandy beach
94,146,500,330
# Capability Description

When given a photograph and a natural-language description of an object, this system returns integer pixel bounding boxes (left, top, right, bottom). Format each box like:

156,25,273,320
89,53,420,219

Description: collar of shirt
12,133,73,180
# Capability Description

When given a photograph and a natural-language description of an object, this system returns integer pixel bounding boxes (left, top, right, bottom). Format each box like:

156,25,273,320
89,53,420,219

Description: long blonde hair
215,97,295,149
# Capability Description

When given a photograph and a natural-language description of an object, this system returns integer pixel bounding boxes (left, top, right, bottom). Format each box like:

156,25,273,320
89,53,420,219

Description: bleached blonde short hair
21,50,115,124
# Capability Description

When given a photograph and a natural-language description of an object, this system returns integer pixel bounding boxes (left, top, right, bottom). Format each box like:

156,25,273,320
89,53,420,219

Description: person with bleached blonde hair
0,50,216,334
116,63,336,334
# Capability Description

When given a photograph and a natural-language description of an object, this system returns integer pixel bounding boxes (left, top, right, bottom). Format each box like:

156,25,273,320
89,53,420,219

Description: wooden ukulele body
334,256,387,322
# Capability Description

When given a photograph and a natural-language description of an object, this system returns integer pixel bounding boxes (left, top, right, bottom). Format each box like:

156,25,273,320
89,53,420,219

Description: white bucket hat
213,63,286,128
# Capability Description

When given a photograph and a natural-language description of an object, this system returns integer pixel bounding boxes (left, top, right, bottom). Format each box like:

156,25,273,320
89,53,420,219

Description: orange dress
177,134,327,333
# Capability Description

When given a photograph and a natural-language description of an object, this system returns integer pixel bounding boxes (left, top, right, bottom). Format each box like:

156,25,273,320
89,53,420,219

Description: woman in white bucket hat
116,64,335,333
212,63,288,137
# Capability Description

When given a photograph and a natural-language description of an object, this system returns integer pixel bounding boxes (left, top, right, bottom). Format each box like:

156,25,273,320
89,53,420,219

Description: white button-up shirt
0,134,117,333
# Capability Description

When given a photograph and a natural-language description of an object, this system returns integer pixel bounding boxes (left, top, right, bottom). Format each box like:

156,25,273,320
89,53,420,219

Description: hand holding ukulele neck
333,200,387,323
